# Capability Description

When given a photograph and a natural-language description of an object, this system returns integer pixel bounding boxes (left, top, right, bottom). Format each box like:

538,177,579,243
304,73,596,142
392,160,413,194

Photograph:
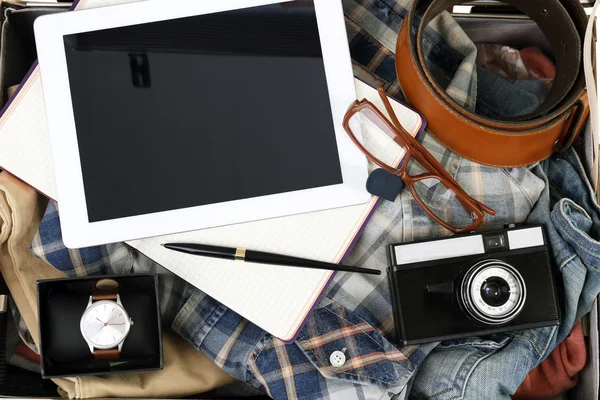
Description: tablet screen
63,1,343,223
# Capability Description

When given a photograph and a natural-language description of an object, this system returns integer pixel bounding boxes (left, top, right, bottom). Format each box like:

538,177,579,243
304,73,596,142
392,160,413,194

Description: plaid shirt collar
26,1,550,399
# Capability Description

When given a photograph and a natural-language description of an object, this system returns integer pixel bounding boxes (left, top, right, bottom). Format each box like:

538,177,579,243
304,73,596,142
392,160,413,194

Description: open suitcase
0,0,597,398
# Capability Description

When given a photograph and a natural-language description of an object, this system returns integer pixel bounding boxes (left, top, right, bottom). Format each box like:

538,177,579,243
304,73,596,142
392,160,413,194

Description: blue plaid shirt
26,0,557,399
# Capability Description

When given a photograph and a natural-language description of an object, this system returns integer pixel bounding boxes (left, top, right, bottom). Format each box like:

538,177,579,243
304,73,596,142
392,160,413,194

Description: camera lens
459,260,526,325
480,277,510,307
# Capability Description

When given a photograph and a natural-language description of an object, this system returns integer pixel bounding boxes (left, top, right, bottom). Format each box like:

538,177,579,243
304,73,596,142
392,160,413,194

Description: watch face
80,300,131,349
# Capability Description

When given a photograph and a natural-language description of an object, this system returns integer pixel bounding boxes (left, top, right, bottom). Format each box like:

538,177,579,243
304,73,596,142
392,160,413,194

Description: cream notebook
0,0,423,340
0,0,132,199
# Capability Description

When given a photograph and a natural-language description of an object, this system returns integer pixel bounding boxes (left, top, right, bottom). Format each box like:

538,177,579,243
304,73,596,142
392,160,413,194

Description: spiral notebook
0,0,424,340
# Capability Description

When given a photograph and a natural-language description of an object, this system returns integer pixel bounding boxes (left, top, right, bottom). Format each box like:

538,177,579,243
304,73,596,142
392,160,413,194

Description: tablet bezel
35,0,369,248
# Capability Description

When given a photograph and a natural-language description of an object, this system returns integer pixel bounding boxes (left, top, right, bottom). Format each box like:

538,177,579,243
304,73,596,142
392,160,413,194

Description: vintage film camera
388,225,561,345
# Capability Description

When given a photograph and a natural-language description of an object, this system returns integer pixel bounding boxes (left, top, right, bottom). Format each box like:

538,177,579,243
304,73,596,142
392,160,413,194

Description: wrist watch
79,279,133,360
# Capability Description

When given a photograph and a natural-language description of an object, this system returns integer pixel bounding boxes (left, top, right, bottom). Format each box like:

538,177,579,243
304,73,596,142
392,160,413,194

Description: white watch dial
80,300,131,349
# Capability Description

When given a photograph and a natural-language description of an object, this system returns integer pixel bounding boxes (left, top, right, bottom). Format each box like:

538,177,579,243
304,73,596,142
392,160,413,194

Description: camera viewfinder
485,234,506,250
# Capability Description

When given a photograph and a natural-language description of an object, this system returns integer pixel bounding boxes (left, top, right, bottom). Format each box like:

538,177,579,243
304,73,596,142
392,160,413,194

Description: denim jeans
409,148,600,399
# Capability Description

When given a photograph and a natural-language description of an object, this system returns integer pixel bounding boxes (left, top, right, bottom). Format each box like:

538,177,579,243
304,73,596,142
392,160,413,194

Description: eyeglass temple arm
376,88,459,186
376,88,495,217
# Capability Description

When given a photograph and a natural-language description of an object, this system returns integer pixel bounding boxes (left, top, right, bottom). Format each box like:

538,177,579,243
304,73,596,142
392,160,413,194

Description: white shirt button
329,350,346,367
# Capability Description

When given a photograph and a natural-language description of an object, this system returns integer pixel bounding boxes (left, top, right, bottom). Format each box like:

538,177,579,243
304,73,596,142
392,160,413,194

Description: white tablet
34,0,369,248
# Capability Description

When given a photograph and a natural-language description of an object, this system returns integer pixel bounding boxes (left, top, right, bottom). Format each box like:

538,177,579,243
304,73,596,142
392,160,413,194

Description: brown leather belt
396,0,589,167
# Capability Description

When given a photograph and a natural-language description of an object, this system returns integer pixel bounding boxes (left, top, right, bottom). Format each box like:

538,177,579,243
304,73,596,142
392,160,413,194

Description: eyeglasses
343,87,496,233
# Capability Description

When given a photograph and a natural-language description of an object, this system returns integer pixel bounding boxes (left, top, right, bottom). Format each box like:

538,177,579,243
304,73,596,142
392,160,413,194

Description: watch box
37,274,163,379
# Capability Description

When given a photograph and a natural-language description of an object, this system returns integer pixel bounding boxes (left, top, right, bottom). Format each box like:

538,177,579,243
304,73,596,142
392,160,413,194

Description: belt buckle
554,98,586,154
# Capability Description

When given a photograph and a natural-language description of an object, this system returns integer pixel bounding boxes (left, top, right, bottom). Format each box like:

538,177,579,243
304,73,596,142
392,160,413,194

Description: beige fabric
56,330,237,399
7,85,18,99
0,172,236,398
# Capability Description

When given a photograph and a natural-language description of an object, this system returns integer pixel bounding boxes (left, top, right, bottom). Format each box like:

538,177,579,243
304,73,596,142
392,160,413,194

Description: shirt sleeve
171,284,433,400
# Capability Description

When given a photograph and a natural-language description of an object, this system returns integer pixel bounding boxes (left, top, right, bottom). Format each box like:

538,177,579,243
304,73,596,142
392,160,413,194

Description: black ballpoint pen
161,243,381,276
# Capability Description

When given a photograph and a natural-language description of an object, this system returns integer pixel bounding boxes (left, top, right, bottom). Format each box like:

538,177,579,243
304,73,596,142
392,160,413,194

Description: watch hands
94,317,123,327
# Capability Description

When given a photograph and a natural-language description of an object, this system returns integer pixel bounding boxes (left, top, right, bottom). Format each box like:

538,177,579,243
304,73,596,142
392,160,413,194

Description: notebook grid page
0,0,132,200
129,206,362,338
0,72,56,197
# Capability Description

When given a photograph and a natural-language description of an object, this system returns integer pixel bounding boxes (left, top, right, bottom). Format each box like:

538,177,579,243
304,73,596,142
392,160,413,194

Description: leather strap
396,0,589,167
91,278,119,302
91,279,120,360
93,348,120,361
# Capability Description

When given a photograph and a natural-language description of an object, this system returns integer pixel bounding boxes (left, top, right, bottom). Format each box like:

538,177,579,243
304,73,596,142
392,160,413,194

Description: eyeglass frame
342,87,496,233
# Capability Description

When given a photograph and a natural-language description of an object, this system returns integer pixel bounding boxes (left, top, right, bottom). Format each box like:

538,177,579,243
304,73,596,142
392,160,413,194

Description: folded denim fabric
513,322,586,399
410,149,600,399
0,172,236,399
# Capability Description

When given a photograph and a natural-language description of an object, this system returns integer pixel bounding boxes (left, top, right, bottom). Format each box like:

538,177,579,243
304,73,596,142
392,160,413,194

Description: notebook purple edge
0,0,428,343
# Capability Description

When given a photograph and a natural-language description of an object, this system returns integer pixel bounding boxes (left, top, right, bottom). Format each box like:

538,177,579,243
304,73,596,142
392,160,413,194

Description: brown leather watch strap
93,348,120,361
396,0,589,167
91,278,119,301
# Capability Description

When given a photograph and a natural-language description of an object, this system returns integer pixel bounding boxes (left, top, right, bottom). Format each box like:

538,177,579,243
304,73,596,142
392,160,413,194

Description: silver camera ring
460,259,526,325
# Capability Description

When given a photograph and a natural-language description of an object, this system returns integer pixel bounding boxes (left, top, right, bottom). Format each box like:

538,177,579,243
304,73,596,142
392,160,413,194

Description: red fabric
15,341,40,363
519,47,556,80
512,322,586,400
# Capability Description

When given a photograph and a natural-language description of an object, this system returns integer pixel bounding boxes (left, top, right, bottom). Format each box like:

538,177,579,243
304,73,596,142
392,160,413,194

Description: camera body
387,225,560,345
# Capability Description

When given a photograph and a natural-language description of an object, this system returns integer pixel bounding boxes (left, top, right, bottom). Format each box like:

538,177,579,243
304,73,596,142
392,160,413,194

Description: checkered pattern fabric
24,1,550,399
31,201,135,277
